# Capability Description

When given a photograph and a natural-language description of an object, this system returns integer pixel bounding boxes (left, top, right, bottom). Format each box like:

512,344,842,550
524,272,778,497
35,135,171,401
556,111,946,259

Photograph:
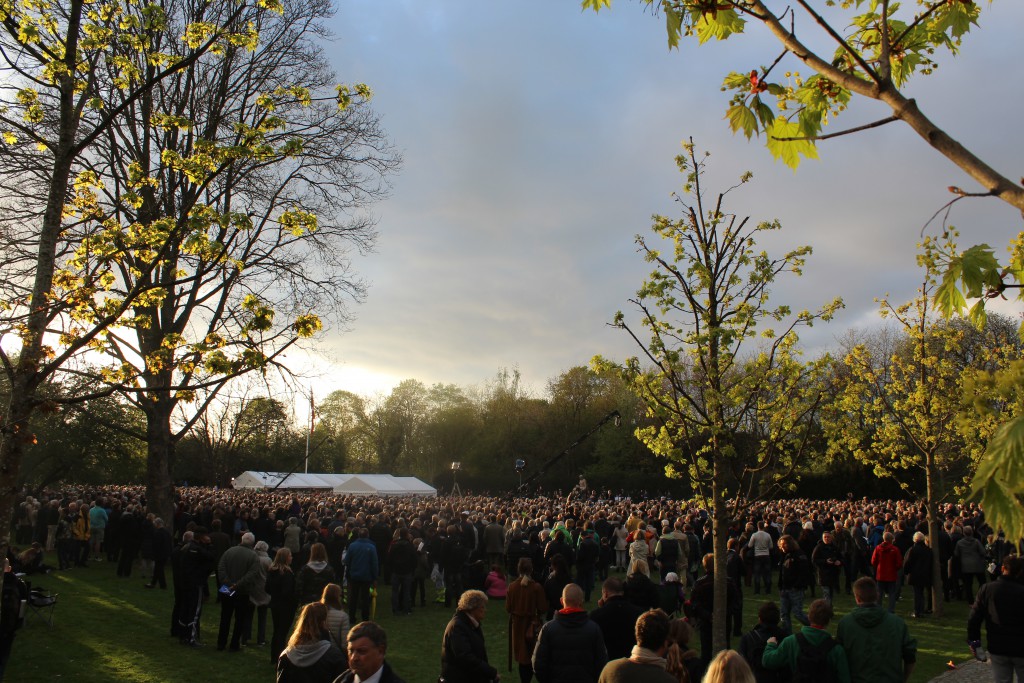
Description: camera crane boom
515,409,620,494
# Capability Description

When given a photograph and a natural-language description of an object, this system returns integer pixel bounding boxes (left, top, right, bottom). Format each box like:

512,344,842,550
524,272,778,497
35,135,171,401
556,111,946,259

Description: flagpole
305,388,314,474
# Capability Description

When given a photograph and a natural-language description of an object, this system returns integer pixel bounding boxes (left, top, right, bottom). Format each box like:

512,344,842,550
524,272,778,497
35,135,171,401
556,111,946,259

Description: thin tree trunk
711,461,730,655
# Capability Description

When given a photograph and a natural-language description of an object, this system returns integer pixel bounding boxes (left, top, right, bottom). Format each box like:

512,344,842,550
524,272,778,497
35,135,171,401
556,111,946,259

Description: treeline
13,313,1020,499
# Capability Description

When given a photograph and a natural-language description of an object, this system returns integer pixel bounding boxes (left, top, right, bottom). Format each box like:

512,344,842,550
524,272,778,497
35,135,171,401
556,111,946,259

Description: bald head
561,583,584,609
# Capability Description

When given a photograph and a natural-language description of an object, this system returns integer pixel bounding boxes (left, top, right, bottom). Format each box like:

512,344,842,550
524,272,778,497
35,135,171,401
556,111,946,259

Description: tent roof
232,471,434,496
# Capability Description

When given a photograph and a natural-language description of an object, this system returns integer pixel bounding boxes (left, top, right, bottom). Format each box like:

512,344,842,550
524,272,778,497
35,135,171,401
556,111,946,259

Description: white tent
231,471,435,497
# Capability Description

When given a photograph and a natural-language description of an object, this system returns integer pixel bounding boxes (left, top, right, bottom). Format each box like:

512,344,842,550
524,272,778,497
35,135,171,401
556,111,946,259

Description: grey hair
240,532,256,546
457,589,488,613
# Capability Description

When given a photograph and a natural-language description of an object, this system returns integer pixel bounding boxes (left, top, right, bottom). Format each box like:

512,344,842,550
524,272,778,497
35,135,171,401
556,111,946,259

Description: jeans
991,653,1024,683
779,588,809,633
877,580,898,613
753,556,772,593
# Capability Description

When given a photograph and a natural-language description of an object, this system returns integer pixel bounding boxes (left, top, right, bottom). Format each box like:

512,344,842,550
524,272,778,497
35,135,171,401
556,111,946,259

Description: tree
824,236,1021,616
583,0,1024,537
0,0,259,554
81,0,395,526
595,141,841,654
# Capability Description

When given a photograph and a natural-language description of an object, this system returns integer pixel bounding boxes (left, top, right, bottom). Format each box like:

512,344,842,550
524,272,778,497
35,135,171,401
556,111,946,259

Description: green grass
9,559,974,683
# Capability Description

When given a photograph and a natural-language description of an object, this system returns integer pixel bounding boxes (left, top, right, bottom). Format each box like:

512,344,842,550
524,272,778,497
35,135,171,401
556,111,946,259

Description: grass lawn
9,558,976,683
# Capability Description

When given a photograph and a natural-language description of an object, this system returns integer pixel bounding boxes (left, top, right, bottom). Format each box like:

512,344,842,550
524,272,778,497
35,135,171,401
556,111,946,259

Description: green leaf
726,104,758,139
665,7,683,49
581,0,613,11
958,244,1001,297
694,8,745,44
970,415,1024,540
765,118,818,170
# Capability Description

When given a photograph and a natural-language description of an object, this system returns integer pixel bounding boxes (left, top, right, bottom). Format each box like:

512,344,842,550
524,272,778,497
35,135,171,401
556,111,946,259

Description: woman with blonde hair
701,650,755,683
276,602,347,682
267,547,297,666
319,583,350,649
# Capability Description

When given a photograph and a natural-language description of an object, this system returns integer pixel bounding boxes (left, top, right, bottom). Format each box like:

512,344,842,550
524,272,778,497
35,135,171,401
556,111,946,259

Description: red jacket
871,541,903,582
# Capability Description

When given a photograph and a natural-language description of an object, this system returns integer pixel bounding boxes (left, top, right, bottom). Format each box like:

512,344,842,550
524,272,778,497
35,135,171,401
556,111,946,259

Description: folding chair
27,587,57,628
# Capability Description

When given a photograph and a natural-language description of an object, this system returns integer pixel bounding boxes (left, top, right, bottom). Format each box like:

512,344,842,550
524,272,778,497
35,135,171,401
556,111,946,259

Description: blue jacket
345,537,379,582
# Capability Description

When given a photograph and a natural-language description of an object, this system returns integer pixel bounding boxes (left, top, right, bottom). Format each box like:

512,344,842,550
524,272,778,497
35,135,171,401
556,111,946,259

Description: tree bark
143,395,176,533
925,457,945,618
711,460,730,655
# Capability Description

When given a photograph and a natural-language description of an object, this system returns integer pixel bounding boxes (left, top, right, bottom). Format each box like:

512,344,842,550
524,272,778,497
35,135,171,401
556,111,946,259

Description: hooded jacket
836,605,916,683
762,625,850,683
532,608,608,683
276,640,347,683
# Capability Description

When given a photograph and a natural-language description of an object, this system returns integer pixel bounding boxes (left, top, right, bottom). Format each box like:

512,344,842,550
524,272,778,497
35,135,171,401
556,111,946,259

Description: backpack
744,630,789,683
794,632,837,683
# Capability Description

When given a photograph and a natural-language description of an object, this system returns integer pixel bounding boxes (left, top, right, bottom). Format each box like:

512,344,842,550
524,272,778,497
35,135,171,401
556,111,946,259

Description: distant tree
595,141,841,654
826,235,1022,615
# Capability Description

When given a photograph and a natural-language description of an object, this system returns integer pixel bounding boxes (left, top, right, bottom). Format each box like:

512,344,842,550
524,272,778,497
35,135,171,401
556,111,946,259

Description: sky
281,1,1024,403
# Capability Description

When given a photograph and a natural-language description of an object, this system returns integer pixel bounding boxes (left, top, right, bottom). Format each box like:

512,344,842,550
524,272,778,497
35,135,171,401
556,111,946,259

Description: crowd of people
4,484,1024,683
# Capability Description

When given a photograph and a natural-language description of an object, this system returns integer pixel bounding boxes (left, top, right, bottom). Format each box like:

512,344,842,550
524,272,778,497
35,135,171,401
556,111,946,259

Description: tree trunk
144,396,176,533
711,461,730,655
925,456,945,618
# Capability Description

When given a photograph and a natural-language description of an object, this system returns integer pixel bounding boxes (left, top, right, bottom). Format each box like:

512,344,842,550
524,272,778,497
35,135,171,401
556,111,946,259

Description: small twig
772,115,899,142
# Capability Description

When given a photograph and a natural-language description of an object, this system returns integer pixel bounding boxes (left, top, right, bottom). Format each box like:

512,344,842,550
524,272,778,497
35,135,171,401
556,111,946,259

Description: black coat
623,573,660,611
440,610,497,683
903,541,934,587
333,660,406,683
590,595,645,660
967,574,1024,656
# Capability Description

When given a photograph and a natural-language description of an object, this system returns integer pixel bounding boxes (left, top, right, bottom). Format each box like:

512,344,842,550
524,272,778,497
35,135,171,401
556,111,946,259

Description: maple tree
583,0,1024,538
595,140,841,655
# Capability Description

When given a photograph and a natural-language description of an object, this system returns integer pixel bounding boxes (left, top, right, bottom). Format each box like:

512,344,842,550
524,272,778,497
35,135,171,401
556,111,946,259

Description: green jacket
836,605,917,683
762,625,850,683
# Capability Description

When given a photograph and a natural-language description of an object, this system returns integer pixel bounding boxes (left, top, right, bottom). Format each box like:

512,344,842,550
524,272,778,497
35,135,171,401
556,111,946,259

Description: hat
803,522,814,530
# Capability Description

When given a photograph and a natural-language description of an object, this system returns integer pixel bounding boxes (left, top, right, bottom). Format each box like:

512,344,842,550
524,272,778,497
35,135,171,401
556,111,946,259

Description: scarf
629,645,668,669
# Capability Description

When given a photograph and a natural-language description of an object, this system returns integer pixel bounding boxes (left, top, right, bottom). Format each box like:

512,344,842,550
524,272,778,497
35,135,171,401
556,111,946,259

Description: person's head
702,553,715,574
912,531,926,544
288,602,329,648
821,531,832,544
561,583,584,609
516,557,533,578
882,531,894,543
852,577,879,606
602,577,625,599
1001,554,1024,579
240,532,255,547
321,583,344,610
778,535,797,553
254,540,269,555
347,621,388,680
667,618,693,648
703,649,756,683
665,572,680,585
308,542,327,564
807,599,833,628
635,609,671,654
757,601,780,626
271,547,293,572
458,589,489,622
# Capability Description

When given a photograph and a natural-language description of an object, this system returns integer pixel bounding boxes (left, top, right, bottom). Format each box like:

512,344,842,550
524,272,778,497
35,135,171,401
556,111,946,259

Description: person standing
966,555,1024,683
776,536,810,634
88,500,108,561
0,557,29,681
748,522,774,595
870,532,903,613
532,583,607,683
902,532,934,618
217,531,262,651
146,517,173,589
505,557,548,683
597,609,676,683
345,528,380,623
762,599,850,683
267,547,298,665
441,589,499,683
179,527,214,647
387,529,417,616
955,526,989,604
836,578,916,683
811,531,842,607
